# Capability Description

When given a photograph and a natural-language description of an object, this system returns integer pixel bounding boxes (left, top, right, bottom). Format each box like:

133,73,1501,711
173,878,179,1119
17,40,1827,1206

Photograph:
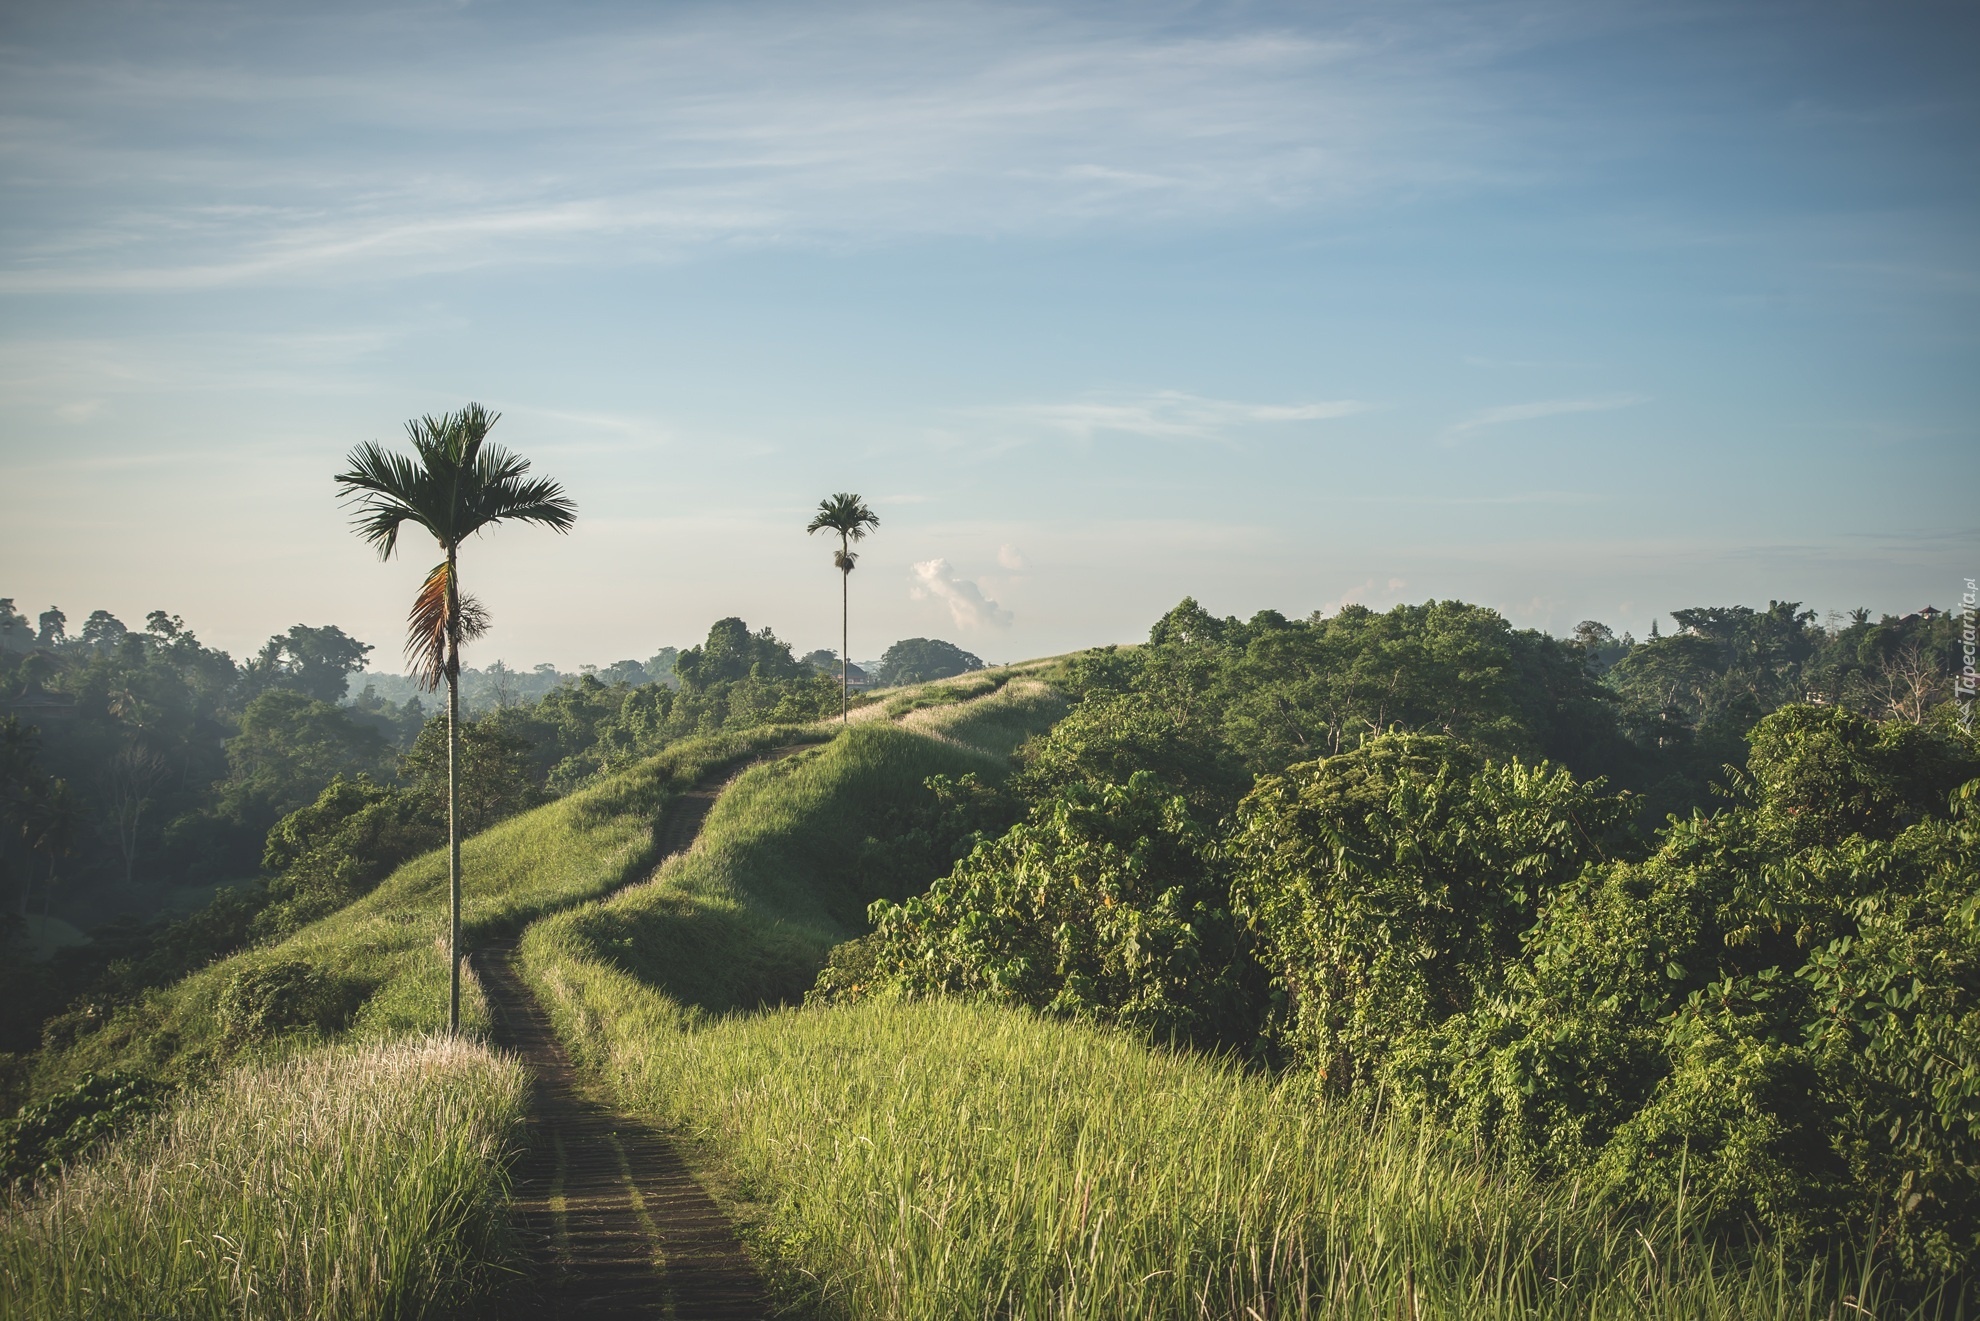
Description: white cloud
911,558,1013,630
1446,393,1647,437
997,543,1026,570
993,391,1367,444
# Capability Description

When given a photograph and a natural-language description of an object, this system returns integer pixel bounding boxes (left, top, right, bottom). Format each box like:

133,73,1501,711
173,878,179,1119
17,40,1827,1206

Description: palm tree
806,493,880,722
335,403,575,1033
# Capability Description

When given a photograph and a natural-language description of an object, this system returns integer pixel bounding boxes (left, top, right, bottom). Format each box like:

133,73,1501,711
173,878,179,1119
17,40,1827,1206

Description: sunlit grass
0,1035,527,1321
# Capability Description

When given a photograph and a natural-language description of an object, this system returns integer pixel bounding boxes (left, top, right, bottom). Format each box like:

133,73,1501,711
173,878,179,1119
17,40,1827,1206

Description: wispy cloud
0,3,1533,291
1446,393,1647,438
911,558,1013,629
993,391,1367,444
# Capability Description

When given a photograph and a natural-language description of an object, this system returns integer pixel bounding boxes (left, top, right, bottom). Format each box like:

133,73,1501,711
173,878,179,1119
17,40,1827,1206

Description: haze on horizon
3,0,1975,673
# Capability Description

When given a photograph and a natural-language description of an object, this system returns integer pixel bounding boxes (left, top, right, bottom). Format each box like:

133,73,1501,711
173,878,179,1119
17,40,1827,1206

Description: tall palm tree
806,493,879,722
335,403,575,1033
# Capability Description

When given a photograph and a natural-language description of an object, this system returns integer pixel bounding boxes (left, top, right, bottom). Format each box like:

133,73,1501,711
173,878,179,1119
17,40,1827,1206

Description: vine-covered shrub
217,958,364,1046
828,772,1260,1050
1229,733,1636,1090
0,1072,172,1187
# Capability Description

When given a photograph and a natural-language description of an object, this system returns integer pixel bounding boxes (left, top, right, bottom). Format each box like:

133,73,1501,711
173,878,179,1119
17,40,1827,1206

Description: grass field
0,1035,527,1321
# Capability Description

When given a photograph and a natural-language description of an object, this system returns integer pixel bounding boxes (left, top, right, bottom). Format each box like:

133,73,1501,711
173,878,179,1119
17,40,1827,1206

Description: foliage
674,615,809,688
1374,709,1980,1281
239,624,373,704
0,1037,527,1321
398,713,546,833
215,688,392,827
216,957,364,1046
523,688,1947,1318
844,772,1258,1049
1230,732,1637,1088
0,1071,171,1187
874,636,984,686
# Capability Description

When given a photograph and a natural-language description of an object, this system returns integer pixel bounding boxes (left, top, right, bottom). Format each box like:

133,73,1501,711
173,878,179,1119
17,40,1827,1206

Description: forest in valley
3,584,1975,1316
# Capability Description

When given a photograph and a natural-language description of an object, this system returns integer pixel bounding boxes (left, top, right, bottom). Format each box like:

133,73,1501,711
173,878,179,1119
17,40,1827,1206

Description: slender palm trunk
446,547,462,1035
841,553,850,724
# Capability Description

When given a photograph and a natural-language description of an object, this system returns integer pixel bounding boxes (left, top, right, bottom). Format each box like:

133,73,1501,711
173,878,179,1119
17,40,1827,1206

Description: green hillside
29,724,820,1094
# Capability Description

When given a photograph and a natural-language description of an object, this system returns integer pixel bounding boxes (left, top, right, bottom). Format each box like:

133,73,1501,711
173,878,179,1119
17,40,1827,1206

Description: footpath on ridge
478,750,803,1320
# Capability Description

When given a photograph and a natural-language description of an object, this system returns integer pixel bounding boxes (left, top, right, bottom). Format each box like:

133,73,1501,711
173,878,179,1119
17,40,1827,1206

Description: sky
3,0,1976,672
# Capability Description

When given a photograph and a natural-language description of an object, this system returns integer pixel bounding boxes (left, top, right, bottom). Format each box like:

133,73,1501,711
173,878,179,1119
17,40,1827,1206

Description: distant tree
875,637,985,687
80,611,128,651
36,608,65,647
645,647,680,688
806,492,880,723
0,601,31,653
218,690,391,826
244,625,374,703
600,659,647,687
335,402,575,1033
800,648,838,672
675,617,806,689
98,740,166,884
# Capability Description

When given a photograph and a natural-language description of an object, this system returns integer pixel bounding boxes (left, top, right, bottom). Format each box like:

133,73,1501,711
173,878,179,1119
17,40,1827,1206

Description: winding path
479,759,786,1319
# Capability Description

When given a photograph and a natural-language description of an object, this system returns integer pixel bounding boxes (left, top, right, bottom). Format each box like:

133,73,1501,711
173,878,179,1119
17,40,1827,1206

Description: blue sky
3,0,1975,671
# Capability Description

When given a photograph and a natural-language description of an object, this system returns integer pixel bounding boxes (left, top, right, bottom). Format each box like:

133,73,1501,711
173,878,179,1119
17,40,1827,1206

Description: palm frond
335,441,441,560
338,405,573,557
807,492,880,541
405,561,491,691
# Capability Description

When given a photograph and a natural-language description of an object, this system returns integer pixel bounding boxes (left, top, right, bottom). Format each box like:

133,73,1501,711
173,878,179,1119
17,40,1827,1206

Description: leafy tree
36,608,65,647
0,600,32,652
1230,733,1634,1089
79,611,128,651
806,492,880,722
334,402,576,1032
216,690,391,828
242,624,373,703
875,637,984,687
675,617,807,688
398,714,545,834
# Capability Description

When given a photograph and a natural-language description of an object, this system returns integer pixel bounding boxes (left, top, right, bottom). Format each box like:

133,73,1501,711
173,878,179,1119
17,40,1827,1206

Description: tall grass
0,1035,527,1320
533,992,1942,1320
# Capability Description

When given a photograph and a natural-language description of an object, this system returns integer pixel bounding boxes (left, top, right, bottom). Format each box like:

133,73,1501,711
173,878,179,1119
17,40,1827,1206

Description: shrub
1230,732,1634,1087
0,1071,171,1188
849,771,1260,1050
217,958,363,1046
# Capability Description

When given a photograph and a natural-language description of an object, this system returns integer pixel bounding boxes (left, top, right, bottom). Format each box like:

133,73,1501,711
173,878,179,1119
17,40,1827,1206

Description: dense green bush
1371,708,1980,1281
217,957,364,1045
842,771,1260,1049
0,1071,172,1187
1230,733,1636,1088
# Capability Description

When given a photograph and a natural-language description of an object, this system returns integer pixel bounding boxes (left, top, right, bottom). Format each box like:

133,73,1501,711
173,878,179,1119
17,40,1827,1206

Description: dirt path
479,758,792,1319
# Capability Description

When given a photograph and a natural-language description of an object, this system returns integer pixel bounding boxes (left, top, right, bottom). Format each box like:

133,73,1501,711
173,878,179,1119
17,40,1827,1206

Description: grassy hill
6,659,1963,1319
29,725,822,1095
518,676,1925,1320
1,670,1051,1319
